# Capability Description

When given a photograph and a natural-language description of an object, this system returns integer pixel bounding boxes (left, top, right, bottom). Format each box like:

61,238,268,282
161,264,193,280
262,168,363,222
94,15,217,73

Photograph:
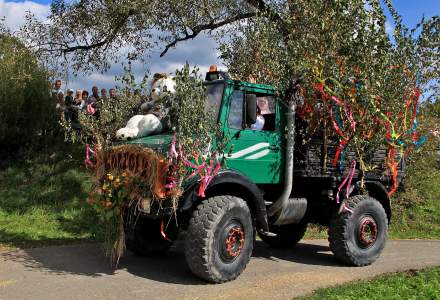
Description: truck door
225,88,283,184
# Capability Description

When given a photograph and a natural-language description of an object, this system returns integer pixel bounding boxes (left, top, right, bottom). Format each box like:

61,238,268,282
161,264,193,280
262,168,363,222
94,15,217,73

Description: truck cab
207,77,283,184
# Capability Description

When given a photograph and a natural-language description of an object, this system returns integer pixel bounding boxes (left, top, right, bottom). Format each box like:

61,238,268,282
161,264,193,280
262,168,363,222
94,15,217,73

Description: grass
0,141,101,249
300,267,440,300
388,158,440,239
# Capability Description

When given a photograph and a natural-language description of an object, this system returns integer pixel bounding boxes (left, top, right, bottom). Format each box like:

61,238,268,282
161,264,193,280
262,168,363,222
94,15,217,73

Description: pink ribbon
346,106,356,132
170,135,178,159
164,181,177,189
87,104,96,115
336,160,356,203
197,158,221,197
341,203,354,214
167,134,221,197
84,144,95,168
331,95,343,105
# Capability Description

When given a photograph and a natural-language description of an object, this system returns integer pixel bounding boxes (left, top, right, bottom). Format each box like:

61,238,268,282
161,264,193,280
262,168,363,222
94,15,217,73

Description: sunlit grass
300,267,440,300
0,142,101,249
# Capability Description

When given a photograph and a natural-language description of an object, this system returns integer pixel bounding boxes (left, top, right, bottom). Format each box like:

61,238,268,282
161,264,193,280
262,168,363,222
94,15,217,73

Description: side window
250,94,276,131
257,96,275,115
228,90,244,129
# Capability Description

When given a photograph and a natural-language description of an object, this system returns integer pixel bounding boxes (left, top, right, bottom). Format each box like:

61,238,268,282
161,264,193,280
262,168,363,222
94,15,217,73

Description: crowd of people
52,79,119,128
51,68,267,135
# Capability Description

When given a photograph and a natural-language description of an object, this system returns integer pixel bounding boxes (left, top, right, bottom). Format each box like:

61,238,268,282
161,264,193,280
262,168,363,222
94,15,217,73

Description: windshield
205,83,224,121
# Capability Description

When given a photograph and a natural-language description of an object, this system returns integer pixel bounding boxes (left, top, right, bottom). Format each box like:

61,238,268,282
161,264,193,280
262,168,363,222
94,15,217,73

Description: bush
0,33,55,155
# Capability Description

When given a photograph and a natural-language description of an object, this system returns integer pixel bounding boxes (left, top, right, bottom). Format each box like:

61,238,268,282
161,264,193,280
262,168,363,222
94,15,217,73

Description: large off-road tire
185,195,254,283
125,217,176,256
328,195,388,266
258,222,308,248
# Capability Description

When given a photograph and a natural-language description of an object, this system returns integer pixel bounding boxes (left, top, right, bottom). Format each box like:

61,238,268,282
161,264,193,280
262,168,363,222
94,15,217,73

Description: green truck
114,70,403,283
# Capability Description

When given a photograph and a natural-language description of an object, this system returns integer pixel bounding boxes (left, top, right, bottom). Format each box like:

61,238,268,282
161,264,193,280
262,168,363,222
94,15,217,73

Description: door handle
269,145,279,152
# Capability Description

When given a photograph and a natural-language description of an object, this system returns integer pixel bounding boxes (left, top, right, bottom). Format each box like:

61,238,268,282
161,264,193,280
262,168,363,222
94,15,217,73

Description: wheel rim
219,221,245,263
357,216,378,249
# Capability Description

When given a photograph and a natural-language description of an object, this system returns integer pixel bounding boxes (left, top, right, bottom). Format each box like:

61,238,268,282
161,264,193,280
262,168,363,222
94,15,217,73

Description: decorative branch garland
312,66,427,198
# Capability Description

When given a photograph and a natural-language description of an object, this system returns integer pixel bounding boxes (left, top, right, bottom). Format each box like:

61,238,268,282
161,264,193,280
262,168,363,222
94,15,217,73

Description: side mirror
246,93,257,125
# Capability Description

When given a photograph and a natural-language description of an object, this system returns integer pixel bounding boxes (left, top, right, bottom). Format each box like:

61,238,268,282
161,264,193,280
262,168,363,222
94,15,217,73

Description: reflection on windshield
205,83,224,121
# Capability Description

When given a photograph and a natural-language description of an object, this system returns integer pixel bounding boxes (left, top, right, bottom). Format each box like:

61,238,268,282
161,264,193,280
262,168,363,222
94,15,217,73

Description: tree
0,28,54,153
19,0,438,104
19,0,256,73
219,1,438,196
21,0,439,195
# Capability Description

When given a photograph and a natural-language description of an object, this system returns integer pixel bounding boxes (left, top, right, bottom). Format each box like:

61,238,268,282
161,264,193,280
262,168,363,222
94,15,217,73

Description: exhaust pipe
268,101,307,225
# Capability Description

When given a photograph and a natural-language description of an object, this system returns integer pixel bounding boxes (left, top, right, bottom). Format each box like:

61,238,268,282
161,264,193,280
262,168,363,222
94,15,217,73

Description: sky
1,0,439,91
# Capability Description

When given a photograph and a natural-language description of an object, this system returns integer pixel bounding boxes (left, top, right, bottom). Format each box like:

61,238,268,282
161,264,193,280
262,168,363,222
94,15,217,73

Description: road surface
1,239,440,299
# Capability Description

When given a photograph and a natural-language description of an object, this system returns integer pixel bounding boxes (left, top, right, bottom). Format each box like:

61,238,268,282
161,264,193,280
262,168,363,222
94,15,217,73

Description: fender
356,181,392,223
181,170,269,232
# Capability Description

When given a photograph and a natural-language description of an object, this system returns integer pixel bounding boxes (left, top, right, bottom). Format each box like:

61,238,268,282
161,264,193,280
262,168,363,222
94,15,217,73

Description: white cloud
67,33,224,92
385,20,394,36
0,0,50,31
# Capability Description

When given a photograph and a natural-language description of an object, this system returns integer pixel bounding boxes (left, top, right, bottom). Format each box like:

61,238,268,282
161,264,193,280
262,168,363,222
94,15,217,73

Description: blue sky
1,0,439,91
390,0,440,26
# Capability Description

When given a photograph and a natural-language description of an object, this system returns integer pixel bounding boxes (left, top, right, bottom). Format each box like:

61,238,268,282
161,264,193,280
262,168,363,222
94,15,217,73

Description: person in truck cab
251,106,265,130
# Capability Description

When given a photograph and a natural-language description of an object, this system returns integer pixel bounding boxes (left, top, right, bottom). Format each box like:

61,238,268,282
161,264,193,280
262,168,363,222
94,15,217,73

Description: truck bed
293,132,405,189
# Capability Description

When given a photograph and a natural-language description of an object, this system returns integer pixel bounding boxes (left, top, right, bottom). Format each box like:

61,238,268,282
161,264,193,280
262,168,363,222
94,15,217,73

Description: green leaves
0,33,54,150
170,64,215,153
221,0,438,179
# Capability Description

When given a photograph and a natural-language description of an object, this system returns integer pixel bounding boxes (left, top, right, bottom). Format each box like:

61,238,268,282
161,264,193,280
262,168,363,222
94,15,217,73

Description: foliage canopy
0,31,54,151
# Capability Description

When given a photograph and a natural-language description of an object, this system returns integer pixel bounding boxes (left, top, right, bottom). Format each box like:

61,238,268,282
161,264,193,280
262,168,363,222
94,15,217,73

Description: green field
388,154,440,239
300,267,440,300
0,142,100,249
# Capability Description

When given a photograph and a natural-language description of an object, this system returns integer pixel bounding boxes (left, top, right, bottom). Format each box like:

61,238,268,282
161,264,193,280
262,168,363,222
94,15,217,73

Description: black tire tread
185,195,252,283
328,195,388,266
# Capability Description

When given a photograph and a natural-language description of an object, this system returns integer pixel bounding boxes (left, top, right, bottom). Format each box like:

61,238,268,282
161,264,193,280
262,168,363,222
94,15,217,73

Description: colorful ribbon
167,134,221,197
336,160,357,204
387,146,398,197
312,65,426,200
84,144,95,168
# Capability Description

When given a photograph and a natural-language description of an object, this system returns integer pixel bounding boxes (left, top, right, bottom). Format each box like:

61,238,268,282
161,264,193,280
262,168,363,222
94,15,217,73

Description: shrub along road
1,239,440,300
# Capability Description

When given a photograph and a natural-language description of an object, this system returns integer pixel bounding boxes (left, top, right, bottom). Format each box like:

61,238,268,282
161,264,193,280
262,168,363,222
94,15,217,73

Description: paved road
1,239,440,300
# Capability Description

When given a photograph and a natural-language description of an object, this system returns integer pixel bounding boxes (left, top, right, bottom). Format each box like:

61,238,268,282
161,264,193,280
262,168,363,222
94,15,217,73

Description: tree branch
160,12,256,57
244,0,290,37
61,9,135,54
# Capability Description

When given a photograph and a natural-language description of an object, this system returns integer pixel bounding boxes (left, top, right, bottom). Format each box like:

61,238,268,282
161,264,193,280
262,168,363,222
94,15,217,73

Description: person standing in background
87,86,101,118
74,90,83,109
101,88,108,102
82,90,89,105
109,88,118,101
87,86,100,105
64,89,75,122
52,79,64,119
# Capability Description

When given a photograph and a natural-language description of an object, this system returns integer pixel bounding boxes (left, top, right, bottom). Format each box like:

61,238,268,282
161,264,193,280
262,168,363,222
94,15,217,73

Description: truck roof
205,78,276,93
